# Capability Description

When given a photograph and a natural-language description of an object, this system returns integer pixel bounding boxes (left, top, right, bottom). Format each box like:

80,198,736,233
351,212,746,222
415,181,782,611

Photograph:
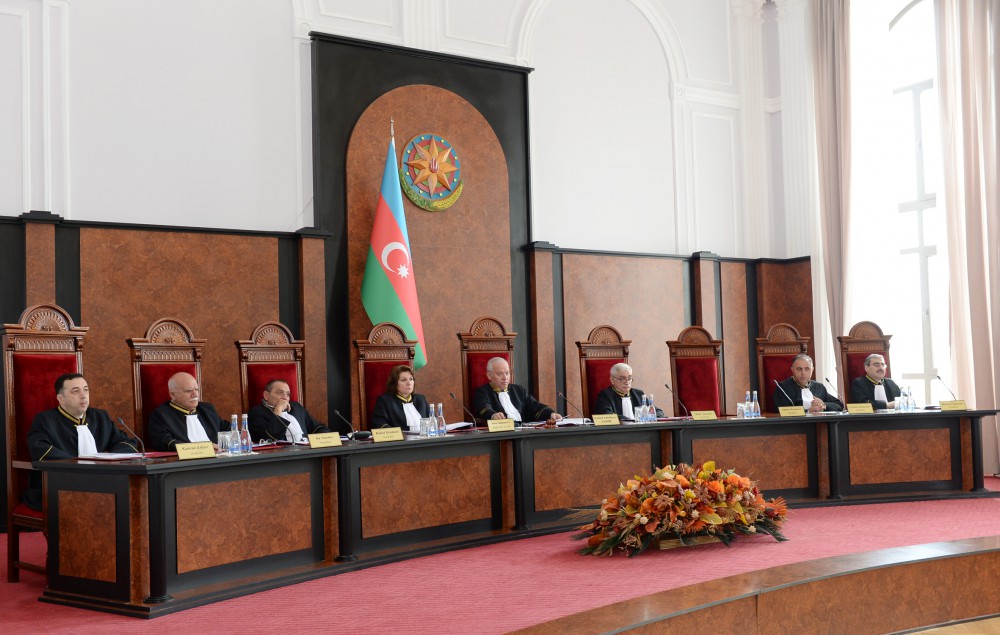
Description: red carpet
5,479,1000,634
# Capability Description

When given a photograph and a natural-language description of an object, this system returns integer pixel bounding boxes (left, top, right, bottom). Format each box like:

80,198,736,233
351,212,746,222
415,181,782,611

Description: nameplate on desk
372,427,404,443
308,432,342,448
940,400,968,411
779,406,806,417
691,410,717,421
592,414,621,426
175,442,215,460
847,403,875,414
488,418,515,432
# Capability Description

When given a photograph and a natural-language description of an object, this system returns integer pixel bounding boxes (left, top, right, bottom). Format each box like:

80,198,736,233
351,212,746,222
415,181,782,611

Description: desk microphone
773,379,795,407
556,391,589,422
333,410,371,441
824,377,845,407
662,382,690,417
116,417,149,461
449,392,480,432
936,375,958,400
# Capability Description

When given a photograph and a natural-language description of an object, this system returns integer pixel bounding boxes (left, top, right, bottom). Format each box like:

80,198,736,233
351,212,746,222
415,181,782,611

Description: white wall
0,0,811,257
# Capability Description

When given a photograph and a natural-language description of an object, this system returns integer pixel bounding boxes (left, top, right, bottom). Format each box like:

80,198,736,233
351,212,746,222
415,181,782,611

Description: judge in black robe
773,377,843,412
472,357,559,423
249,400,336,441
371,392,432,429
594,386,664,419
849,376,901,410
25,406,138,510
148,401,224,451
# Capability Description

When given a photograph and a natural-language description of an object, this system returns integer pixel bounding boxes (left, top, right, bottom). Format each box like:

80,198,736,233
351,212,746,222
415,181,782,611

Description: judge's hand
808,398,825,413
548,413,563,423
491,412,507,420
273,398,290,414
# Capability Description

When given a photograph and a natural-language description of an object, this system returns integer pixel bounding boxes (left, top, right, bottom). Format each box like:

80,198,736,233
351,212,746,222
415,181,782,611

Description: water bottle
744,391,752,419
640,395,650,422
240,413,252,454
750,391,760,418
436,402,447,436
229,414,240,455
647,394,656,421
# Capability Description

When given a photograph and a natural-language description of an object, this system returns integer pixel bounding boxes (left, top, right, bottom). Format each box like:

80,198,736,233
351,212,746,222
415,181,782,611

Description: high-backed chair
3,303,87,581
756,323,811,413
126,318,205,442
576,325,630,417
457,316,516,413
354,322,416,429
236,321,304,413
837,321,892,397
666,326,723,417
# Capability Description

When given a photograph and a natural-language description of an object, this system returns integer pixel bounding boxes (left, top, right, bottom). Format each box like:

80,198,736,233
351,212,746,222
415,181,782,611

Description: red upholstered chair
457,316,516,414
576,325,630,417
354,322,416,430
126,318,205,442
756,323,810,414
837,321,892,398
236,321,304,413
666,327,723,417
2,303,87,581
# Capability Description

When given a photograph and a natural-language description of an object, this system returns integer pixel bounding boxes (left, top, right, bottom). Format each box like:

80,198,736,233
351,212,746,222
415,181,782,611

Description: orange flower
706,480,724,495
725,473,741,486
587,532,607,547
676,474,690,487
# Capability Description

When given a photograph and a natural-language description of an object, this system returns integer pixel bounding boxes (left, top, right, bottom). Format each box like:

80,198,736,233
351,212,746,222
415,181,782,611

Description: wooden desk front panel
533,442,651,511
848,427,952,484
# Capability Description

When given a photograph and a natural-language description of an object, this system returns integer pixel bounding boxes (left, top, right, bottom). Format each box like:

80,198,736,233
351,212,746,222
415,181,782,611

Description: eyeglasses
612,376,633,382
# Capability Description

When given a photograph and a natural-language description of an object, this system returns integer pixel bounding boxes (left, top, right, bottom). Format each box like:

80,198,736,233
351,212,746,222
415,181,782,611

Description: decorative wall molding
0,6,30,216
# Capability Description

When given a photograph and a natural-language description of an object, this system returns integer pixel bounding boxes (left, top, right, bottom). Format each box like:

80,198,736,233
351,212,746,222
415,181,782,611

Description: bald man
147,372,224,451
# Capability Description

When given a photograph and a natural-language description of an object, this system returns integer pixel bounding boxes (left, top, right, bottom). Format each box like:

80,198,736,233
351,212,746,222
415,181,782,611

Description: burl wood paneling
561,255,685,416
692,433,808,490
128,475,150,603
849,428,952,484
758,553,1000,634
58,490,116,582
25,222,56,306
346,85,512,418
300,236,328,418
533,442,652,511
530,250,556,402
757,260,813,357
360,454,491,538
175,472,312,574
80,227,279,428
720,262,749,412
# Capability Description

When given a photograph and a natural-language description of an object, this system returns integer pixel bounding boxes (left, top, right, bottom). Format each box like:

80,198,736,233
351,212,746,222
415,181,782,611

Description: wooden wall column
298,229,329,418
22,211,60,307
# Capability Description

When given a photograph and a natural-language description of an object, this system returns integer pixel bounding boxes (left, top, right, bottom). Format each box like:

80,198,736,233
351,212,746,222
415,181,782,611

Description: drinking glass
736,403,746,419
217,432,231,455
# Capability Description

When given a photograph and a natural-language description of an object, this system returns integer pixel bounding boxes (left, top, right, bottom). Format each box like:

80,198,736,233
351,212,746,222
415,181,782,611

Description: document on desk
78,453,144,460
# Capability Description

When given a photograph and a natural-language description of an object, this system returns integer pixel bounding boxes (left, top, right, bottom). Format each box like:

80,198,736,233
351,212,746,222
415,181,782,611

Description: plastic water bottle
750,391,761,418
240,413,252,454
436,403,447,436
229,414,240,455
744,391,752,419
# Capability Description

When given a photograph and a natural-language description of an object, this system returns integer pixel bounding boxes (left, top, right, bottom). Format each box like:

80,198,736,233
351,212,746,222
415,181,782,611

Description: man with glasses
849,353,900,410
594,363,663,420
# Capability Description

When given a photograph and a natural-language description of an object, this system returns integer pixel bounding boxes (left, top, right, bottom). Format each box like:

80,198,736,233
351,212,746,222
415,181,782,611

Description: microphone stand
334,410,371,442
773,379,797,410
556,392,589,424
117,417,152,463
824,377,846,410
449,392,480,433
662,383,690,418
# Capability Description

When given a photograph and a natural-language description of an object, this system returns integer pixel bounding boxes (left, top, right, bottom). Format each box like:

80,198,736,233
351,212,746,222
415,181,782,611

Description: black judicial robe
593,386,664,419
772,377,843,412
248,400,336,441
849,376,902,410
148,401,223,451
25,407,139,510
472,383,555,422
370,393,431,429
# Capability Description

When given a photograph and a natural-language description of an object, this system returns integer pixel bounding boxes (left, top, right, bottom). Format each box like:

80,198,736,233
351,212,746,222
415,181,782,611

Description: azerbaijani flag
361,135,428,369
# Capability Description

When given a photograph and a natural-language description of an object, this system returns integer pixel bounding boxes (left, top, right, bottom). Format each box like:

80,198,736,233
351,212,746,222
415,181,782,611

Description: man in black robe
248,378,339,442
147,372,223,451
772,354,843,413
25,373,139,510
473,357,561,423
849,353,901,410
593,362,664,419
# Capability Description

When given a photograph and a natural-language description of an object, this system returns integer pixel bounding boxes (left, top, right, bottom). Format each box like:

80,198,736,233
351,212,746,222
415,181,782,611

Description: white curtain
935,0,1000,467
812,0,852,385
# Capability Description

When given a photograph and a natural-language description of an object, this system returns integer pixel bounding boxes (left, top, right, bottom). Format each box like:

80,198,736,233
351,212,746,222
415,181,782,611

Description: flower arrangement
573,461,788,556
